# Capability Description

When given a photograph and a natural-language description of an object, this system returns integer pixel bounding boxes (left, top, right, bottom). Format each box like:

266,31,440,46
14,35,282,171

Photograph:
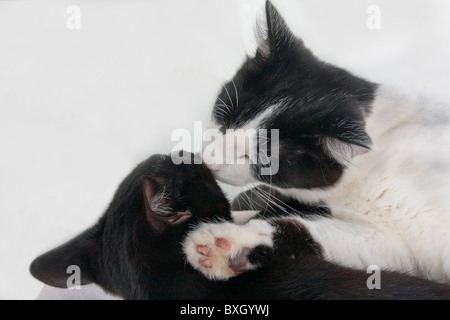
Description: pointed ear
142,177,192,234
255,1,297,58
322,133,373,166
30,224,103,288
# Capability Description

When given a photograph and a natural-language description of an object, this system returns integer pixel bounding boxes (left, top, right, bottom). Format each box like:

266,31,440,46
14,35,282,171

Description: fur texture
199,1,450,283
30,152,450,299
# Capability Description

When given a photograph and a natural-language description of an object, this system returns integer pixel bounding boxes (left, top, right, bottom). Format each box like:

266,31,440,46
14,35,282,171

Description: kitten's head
203,1,377,191
30,152,231,296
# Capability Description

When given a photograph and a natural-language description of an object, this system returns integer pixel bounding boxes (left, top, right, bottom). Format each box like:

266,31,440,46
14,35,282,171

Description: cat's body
29,153,232,299
30,1,450,299
192,1,450,284
30,153,450,299
301,85,450,281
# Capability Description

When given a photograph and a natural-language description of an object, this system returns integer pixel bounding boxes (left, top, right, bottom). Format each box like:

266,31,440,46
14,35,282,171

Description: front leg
183,217,323,281
183,219,275,280
230,210,261,224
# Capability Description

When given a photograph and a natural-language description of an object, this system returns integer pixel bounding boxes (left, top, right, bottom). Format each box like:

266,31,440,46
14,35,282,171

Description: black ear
142,177,192,234
321,121,373,166
29,224,103,288
317,103,374,166
322,136,372,166
256,1,298,58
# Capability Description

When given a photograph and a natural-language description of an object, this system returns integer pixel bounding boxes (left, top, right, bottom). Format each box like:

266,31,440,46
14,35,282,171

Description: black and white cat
30,153,450,299
186,1,450,283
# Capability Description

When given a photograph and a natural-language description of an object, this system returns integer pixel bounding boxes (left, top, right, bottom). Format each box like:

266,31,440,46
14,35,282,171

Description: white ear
323,137,372,166
254,13,271,59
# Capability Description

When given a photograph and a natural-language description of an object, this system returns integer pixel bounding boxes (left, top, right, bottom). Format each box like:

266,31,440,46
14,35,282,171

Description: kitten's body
193,2,450,284
274,85,450,282
29,153,450,299
301,86,450,281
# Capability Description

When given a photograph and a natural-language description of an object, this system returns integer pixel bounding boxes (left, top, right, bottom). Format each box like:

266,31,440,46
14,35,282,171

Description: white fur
192,85,450,283
231,210,261,224
285,85,450,282
203,104,279,185
183,219,275,280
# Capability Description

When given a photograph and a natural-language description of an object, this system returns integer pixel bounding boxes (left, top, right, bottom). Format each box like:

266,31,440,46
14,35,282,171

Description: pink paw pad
215,238,232,251
199,258,213,268
197,245,214,257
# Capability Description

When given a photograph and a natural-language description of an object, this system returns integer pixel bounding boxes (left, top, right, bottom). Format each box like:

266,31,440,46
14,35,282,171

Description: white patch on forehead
202,102,284,186
242,102,283,130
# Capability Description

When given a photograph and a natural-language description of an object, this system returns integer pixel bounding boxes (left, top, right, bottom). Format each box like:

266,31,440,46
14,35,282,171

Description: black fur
30,153,232,299
238,219,450,300
30,152,450,299
213,1,377,189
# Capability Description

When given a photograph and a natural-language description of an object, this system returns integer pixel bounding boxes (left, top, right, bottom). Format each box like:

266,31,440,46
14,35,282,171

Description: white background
1,0,449,299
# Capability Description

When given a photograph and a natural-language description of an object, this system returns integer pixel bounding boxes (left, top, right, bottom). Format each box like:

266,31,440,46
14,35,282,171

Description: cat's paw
183,220,275,280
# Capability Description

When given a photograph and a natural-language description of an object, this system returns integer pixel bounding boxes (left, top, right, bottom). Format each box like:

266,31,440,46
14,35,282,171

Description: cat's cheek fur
183,220,275,280
210,163,257,186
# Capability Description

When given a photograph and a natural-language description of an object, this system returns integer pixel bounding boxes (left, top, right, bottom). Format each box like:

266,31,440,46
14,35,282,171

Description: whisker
223,84,235,109
255,186,307,217
216,97,233,118
231,80,239,110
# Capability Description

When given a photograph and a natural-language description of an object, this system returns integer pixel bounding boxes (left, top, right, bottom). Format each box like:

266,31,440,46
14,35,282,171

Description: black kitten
30,153,449,299
30,153,232,299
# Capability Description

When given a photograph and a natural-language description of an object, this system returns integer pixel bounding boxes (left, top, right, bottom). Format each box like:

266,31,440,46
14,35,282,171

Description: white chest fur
289,85,450,282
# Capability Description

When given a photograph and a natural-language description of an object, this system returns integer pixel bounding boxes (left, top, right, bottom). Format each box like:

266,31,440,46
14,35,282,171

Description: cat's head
203,1,377,192
30,152,231,294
